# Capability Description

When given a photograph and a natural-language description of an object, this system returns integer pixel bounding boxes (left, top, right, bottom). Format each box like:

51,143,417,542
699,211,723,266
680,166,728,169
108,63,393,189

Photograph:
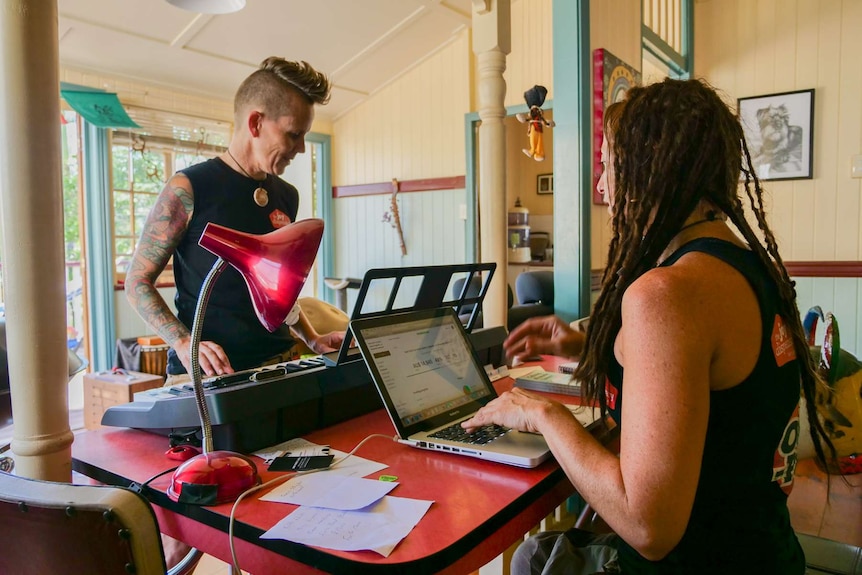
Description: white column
472,0,511,330
0,0,73,480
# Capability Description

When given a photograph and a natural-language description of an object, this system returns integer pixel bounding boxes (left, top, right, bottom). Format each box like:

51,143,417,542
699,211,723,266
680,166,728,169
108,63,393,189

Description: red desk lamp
167,218,325,505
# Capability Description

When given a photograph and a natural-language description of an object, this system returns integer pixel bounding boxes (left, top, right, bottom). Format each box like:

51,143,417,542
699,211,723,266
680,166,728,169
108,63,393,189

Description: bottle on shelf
507,197,531,263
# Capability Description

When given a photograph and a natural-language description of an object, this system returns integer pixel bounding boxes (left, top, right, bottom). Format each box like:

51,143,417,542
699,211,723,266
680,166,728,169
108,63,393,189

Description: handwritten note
261,495,434,557
261,474,397,510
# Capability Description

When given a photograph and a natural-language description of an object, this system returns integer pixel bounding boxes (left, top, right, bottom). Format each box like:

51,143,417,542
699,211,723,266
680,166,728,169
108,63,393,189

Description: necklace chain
676,217,715,234
226,149,265,183
657,213,723,266
227,149,269,207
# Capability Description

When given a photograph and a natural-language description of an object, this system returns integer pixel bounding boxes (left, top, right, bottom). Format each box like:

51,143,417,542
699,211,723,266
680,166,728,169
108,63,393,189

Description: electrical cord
227,433,398,573
129,466,178,494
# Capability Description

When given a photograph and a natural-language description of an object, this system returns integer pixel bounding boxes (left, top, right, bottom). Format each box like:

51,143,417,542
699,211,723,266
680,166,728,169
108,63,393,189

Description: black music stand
324,263,497,366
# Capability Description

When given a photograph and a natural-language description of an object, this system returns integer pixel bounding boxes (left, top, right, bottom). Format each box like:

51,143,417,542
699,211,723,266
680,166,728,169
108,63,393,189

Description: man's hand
306,331,346,354
173,337,234,377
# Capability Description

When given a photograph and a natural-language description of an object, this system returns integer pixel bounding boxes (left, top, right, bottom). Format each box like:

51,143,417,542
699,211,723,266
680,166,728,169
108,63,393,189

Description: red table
72,357,605,574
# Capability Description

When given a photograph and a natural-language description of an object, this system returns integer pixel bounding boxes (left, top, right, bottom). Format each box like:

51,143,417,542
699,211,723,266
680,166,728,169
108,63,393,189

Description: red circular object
167,450,260,505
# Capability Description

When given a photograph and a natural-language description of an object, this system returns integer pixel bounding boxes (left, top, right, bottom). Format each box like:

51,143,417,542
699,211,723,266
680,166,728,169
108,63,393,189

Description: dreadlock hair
575,78,835,471
234,57,331,121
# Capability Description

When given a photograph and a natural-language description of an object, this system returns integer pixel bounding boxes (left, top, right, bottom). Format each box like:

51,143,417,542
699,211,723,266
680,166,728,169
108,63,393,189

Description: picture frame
592,48,641,204
537,173,554,195
737,89,814,181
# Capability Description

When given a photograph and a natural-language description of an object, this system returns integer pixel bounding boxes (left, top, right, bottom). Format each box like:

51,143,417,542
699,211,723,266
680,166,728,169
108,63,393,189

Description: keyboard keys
429,423,509,445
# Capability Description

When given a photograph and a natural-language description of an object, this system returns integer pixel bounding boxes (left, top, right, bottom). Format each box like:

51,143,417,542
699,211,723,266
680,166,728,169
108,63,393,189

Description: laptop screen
353,308,494,431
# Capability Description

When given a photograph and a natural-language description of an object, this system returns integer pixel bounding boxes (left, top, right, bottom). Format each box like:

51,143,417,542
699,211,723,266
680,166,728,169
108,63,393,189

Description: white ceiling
58,0,473,120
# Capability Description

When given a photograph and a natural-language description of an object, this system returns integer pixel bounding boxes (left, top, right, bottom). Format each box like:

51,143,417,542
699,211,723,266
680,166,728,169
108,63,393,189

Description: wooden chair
0,471,200,575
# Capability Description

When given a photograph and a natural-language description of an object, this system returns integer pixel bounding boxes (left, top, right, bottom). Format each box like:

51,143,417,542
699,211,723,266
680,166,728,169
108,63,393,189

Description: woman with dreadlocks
462,78,833,574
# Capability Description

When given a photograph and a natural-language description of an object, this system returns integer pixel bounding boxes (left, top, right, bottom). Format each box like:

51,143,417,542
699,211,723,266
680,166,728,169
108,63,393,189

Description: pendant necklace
227,149,269,207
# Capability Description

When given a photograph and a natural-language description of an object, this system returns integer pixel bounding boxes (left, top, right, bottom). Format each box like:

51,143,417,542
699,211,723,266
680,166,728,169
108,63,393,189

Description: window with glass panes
110,141,214,285
110,106,231,286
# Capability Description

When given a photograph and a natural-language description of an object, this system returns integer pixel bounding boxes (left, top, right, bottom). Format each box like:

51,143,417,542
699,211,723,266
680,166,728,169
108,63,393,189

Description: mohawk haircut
234,57,331,119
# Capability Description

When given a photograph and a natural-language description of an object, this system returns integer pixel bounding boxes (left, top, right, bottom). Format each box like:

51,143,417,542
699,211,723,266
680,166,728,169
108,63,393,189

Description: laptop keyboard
429,423,510,445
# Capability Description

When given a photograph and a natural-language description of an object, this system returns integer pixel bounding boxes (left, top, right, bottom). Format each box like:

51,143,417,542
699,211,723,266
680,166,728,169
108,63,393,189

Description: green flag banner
61,89,140,129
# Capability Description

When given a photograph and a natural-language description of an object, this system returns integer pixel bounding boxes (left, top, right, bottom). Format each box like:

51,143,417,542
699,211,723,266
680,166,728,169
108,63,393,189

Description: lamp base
167,450,261,505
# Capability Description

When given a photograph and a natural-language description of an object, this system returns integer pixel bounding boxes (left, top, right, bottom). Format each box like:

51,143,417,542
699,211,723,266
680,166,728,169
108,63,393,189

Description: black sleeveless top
167,158,299,374
606,238,805,574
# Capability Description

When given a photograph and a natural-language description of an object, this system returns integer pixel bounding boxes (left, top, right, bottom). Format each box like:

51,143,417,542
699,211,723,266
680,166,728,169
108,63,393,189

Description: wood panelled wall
505,0,554,107
330,0,559,312
330,32,471,312
334,189,468,312
695,0,862,355
332,32,470,185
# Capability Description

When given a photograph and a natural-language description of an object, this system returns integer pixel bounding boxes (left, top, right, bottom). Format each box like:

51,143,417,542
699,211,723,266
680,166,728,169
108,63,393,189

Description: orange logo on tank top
269,209,291,228
772,404,800,495
771,315,796,367
605,378,618,410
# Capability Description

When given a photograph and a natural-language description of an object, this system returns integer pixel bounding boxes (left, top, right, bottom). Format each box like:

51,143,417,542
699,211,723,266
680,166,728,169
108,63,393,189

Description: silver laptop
351,307,551,468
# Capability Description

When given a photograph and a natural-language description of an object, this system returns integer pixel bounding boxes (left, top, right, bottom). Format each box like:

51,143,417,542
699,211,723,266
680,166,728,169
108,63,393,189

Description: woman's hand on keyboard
461,387,566,435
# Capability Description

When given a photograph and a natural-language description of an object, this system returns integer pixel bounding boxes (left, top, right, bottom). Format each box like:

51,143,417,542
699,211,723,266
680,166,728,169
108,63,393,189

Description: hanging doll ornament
516,85,555,162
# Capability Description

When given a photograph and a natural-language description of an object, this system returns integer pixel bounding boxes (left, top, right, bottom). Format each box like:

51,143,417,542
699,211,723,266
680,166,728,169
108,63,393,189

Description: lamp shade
199,219,324,332
166,0,246,14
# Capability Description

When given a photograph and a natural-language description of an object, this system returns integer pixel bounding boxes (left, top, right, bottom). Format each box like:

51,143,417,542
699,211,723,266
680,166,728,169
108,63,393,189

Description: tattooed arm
124,174,233,376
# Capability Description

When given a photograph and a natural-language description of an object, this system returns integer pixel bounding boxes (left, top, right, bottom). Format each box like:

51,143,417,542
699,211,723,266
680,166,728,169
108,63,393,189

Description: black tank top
606,238,805,574
167,157,299,374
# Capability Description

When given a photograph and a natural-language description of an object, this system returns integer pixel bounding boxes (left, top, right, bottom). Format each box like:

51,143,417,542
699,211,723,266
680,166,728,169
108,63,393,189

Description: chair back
515,270,554,305
0,472,167,575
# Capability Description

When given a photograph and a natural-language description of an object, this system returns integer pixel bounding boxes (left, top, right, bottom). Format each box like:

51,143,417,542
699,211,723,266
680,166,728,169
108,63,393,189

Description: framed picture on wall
737,89,814,181
592,48,641,204
537,173,554,195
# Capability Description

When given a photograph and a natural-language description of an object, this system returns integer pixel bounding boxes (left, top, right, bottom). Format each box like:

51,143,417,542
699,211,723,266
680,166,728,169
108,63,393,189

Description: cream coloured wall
695,0,862,356
504,0,554,108
589,0,642,272
331,31,470,185
696,0,862,260
328,31,472,296
329,0,558,296
329,0,643,309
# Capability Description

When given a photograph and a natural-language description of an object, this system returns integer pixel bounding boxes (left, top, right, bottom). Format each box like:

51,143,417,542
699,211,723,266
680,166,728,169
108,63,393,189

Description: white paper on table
260,495,434,557
326,449,388,478
260,474,397,510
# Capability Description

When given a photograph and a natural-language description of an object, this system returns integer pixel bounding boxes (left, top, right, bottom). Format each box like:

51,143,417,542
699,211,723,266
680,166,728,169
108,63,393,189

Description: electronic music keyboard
101,327,506,453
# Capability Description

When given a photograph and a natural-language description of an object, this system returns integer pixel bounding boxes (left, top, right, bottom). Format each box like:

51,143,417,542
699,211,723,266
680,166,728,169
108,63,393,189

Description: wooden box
83,371,164,430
